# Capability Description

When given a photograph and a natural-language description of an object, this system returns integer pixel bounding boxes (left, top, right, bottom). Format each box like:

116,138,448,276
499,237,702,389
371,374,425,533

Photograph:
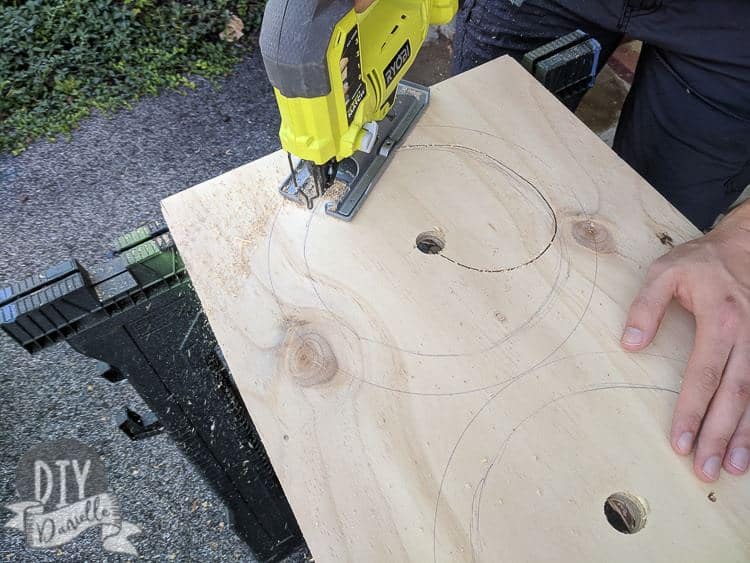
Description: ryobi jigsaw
260,0,457,220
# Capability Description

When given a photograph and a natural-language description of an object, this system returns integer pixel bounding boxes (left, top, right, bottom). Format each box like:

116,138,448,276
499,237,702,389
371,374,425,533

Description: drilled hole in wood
604,492,648,534
416,231,445,255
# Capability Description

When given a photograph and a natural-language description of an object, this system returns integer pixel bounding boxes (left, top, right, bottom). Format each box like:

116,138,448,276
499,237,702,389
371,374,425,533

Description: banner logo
4,439,140,555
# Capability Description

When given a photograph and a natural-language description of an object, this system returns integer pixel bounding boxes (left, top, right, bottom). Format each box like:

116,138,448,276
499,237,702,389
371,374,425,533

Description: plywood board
162,57,750,562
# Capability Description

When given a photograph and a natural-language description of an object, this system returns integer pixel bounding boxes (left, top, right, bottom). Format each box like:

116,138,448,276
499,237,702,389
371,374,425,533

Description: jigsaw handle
260,0,457,98
260,0,352,98
430,0,458,24
260,0,459,165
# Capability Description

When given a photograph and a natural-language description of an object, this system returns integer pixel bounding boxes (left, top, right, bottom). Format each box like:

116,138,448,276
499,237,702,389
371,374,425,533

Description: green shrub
0,0,265,155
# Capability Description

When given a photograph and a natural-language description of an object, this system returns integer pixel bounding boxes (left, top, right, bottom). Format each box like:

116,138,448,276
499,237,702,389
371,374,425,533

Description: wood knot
572,219,614,253
658,232,674,248
283,331,338,387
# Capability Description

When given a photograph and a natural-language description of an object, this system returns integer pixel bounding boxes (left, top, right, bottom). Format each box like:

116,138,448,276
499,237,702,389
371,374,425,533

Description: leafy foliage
0,0,264,155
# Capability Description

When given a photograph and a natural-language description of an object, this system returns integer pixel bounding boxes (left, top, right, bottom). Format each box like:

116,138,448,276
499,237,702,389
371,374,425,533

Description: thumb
622,266,677,350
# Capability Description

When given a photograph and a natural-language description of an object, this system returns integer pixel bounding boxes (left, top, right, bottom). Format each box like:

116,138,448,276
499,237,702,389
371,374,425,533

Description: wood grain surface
162,57,750,562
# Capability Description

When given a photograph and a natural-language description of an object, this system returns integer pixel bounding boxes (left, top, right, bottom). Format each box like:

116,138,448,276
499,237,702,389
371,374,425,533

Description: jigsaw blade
278,81,429,221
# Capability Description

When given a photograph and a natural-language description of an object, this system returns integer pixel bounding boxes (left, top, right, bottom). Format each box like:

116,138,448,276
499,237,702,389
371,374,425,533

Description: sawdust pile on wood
323,179,349,207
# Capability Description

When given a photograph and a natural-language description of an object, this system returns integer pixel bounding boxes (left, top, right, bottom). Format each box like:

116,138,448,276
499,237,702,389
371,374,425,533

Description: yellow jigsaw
260,0,457,219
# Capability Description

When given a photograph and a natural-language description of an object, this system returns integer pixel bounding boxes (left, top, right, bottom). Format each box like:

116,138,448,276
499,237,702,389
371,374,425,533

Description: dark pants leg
453,0,624,79
453,0,750,231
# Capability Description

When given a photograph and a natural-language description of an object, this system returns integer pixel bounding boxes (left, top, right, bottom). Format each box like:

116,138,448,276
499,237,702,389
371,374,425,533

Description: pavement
0,48,280,562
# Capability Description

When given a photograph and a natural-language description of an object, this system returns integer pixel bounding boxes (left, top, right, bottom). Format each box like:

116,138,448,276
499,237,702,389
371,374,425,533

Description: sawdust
323,179,349,208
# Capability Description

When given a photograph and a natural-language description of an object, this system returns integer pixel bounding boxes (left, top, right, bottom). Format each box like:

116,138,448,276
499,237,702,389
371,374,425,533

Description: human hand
354,0,376,12
622,201,750,482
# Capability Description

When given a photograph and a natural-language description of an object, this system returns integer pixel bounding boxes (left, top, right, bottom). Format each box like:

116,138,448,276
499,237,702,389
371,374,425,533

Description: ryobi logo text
384,41,412,87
